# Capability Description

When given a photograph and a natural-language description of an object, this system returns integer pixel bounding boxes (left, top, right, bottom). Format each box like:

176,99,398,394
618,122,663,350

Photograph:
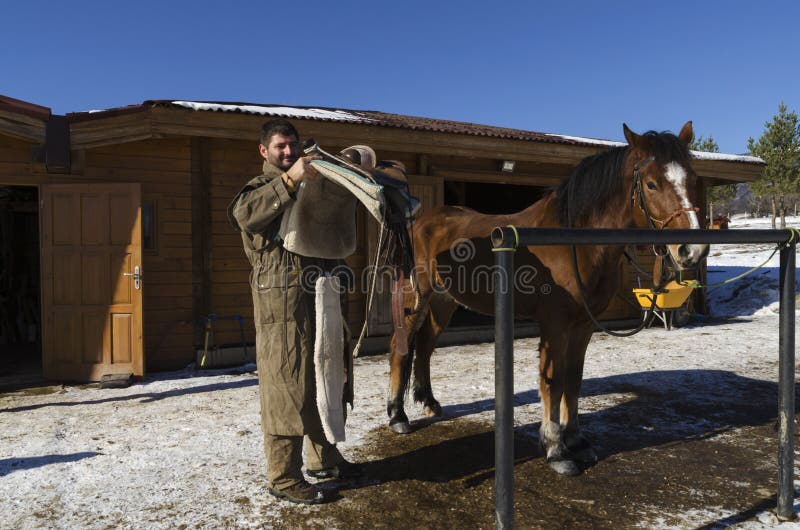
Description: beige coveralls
228,162,353,490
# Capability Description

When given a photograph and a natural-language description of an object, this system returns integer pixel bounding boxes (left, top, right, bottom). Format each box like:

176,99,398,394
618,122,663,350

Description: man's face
260,133,300,170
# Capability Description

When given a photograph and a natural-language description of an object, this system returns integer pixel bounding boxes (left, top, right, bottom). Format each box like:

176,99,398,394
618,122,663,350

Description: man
228,119,360,505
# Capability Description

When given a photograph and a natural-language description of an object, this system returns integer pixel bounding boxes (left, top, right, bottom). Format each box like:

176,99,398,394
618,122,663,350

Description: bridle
567,153,701,337
631,156,700,230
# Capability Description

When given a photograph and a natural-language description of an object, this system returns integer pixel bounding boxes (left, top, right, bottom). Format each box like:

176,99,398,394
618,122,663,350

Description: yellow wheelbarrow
632,281,693,330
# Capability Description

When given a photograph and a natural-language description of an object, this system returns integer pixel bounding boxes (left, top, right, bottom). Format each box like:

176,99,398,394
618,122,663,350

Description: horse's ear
678,121,694,146
623,123,639,147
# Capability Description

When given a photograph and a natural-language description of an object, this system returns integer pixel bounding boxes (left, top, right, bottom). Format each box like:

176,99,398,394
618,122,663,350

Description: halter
631,156,700,230
568,154,702,338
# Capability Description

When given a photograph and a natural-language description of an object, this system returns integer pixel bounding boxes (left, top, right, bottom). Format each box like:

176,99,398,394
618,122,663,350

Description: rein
569,244,655,337
566,154,665,337
678,227,800,289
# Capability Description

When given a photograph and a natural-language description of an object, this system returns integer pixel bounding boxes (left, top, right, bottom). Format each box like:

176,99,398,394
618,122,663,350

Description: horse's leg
537,325,579,476
387,297,430,434
412,293,457,418
387,332,414,433
561,323,597,465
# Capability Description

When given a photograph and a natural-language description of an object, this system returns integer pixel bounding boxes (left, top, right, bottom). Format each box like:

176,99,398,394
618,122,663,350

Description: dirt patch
275,404,793,529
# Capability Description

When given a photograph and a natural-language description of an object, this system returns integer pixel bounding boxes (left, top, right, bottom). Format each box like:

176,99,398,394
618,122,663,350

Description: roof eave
0,95,51,143
63,101,768,183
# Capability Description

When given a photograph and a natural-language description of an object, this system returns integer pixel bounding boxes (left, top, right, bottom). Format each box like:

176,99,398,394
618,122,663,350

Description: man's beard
271,154,296,170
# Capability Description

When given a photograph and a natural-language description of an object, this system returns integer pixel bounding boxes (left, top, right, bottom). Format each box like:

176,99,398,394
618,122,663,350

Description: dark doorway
0,186,42,387
445,181,549,328
444,180,550,213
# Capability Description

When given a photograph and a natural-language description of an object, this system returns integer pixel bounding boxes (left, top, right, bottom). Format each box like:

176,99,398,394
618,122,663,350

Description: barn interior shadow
346,369,788,492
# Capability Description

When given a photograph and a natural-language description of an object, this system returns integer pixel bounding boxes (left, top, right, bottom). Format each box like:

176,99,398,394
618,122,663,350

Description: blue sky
2,1,797,155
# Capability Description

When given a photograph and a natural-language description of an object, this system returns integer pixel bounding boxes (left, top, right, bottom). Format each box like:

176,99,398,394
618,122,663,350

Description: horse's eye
646,181,657,190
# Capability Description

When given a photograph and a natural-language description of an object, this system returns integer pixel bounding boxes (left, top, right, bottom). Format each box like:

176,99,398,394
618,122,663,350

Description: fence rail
491,227,796,529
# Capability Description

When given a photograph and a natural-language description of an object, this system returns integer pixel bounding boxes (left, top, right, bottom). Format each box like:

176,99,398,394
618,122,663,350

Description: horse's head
624,121,709,270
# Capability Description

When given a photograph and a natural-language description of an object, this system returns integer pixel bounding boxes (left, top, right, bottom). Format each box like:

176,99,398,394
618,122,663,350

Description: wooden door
366,176,443,335
40,183,143,381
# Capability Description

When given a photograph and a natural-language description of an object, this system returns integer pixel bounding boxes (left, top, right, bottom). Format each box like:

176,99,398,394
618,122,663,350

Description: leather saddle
303,140,420,356
307,141,421,225
303,140,420,266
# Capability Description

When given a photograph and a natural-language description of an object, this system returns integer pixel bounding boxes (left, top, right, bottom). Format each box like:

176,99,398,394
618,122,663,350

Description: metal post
778,242,796,520
494,239,515,529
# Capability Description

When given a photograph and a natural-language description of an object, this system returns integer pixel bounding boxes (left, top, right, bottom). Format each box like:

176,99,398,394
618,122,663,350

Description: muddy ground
275,372,794,529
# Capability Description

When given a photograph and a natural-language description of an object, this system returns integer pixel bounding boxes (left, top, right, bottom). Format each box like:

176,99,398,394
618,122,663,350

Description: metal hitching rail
491,228,796,529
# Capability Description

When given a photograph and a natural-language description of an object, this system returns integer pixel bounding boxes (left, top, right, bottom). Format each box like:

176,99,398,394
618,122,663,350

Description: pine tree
747,103,800,228
691,135,720,153
691,135,735,223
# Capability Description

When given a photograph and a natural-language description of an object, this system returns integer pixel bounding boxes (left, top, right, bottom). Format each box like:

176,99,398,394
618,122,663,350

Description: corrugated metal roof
66,99,764,164
156,100,573,145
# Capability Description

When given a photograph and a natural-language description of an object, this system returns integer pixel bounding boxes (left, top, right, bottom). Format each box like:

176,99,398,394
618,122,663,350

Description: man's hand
284,155,321,189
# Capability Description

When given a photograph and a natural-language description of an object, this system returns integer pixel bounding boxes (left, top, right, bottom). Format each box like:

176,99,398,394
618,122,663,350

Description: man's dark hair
260,118,299,145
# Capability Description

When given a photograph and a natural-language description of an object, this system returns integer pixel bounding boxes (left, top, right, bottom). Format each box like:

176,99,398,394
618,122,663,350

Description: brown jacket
228,163,352,435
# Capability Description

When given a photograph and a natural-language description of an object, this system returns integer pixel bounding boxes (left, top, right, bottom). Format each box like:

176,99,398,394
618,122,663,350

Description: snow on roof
544,133,625,148
545,133,764,164
688,150,764,164
170,101,372,123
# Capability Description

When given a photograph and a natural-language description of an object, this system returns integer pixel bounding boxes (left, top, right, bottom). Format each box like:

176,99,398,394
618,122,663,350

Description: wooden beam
0,110,46,143
691,158,764,183
418,154,429,176
191,137,213,330
69,111,154,149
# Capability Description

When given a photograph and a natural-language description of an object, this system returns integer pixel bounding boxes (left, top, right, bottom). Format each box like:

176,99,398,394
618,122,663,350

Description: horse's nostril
678,245,691,259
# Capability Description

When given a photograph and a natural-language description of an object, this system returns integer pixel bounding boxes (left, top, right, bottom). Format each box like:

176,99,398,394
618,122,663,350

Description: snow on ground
2,215,800,529
706,215,800,318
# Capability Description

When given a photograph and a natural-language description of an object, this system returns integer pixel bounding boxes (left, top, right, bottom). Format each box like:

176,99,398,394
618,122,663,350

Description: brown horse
387,122,707,476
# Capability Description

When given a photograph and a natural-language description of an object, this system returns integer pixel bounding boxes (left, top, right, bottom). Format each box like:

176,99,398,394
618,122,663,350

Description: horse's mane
554,130,692,227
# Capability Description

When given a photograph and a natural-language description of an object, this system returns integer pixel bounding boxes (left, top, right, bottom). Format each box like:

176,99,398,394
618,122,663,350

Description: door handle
123,266,142,290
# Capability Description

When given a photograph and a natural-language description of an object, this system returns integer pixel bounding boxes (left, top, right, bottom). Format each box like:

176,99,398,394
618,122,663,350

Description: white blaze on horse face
664,162,700,229
664,161,708,268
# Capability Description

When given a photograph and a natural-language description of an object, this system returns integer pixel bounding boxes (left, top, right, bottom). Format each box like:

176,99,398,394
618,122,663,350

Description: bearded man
228,119,361,505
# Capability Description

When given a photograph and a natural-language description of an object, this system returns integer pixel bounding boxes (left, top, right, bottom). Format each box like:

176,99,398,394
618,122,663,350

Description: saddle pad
310,160,386,223
314,275,346,443
278,172,358,259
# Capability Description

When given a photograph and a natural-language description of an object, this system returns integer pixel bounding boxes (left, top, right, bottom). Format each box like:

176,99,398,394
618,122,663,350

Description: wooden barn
0,95,765,385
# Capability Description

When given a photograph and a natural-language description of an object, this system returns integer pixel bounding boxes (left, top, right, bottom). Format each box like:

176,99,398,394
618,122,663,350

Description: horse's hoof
387,406,410,434
547,458,581,476
389,420,413,434
423,401,442,418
